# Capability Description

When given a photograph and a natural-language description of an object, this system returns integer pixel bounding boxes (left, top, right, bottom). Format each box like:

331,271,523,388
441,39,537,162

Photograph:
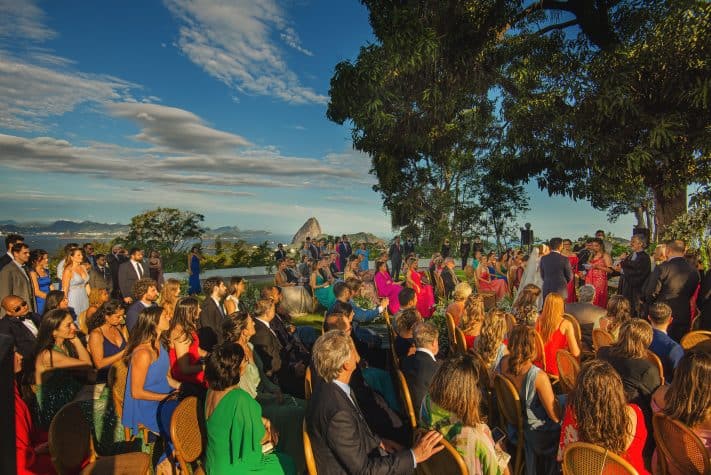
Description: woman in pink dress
405,257,435,318
374,260,402,314
475,255,508,300
584,238,612,308
561,239,579,303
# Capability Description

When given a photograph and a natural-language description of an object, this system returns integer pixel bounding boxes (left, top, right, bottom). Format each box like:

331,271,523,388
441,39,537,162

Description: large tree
124,208,205,256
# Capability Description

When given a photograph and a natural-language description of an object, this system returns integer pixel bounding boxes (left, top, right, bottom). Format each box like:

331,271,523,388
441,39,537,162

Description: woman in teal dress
33,308,94,429
223,314,307,473
204,342,296,475
309,259,335,310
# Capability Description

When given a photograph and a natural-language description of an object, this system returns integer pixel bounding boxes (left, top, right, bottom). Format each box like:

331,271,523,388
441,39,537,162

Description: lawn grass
292,313,325,331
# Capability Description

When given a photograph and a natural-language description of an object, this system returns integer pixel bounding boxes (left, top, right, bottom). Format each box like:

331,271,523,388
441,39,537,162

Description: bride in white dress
516,244,549,308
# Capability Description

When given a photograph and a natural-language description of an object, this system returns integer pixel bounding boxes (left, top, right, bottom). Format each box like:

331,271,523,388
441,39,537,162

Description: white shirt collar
255,317,270,329
333,379,358,407
416,348,437,361
21,318,38,337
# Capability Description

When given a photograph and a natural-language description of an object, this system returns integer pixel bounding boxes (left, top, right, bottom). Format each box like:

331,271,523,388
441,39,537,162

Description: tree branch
536,19,580,35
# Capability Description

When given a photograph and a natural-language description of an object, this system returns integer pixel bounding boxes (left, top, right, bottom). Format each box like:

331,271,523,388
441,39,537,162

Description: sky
0,0,636,240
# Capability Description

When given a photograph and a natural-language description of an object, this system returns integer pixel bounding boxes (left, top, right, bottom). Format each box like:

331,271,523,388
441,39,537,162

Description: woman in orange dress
405,257,435,318
561,239,579,303
475,255,508,300
584,238,612,308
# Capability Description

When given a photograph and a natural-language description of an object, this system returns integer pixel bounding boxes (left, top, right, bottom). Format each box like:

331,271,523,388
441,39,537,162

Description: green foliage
123,208,205,257
662,185,711,269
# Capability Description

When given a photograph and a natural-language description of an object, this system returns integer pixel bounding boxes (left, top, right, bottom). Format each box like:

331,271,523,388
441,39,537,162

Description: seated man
401,322,441,412
0,295,39,361
306,330,443,474
392,287,417,332
564,284,606,350
261,285,314,358
648,302,684,382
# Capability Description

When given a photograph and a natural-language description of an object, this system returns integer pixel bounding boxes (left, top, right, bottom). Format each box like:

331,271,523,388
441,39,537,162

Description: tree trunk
633,206,646,228
653,184,688,238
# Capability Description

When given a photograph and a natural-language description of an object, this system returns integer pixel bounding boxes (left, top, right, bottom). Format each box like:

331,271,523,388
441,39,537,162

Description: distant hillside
205,226,272,239
0,220,128,235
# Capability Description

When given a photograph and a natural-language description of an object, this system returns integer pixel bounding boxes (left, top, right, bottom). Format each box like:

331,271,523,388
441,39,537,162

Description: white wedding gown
517,247,544,308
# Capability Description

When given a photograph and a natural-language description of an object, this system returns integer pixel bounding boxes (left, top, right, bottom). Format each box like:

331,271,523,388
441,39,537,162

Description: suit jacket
89,266,112,292
106,253,127,297
251,318,283,377
198,297,225,352
539,252,573,300
401,350,441,414
459,242,470,258
0,253,12,272
618,251,651,316
440,267,459,298
697,271,711,330
125,300,153,333
274,249,287,261
0,315,38,359
645,257,700,339
306,380,414,475
0,262,36,317
117,260,147,300
389,243,403,263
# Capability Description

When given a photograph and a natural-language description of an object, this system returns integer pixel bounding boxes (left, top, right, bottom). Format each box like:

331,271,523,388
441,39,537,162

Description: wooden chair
563,313,582,348
304,365,313,400
433,271,446,302
645,350,666,386
49,401,151,475
171,396,206,475
533,330,547,373
383,308,392,327
562,441,638,475
494,374,525,475
556,349,580,394
680,330,711,351
445,312,457,354
414,429,468,475
454,327,468,355
653,413,711,475
303,419,318,475
110,359,149,442
592,328,614,351
388,324,400,369
396,369,418,430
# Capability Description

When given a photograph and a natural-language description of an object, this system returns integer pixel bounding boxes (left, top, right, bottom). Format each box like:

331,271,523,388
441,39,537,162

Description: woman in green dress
204,342,296,475
310,259,336,310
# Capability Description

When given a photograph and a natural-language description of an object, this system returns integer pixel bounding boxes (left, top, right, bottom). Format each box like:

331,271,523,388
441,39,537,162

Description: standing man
539,237,573,301
124,278,158,332
389,236,403,281
199,277,227,351
338,234,352,271
0,234,24,271
83,243,97,270
616,234,651,317
0,243,35,317
440,239,451,259
107,244,127,299
274,243,287,262
89,253,113,291
459,238,470,270
645,239,700,342
117,248,147,304
440,258,460,299
307,237,320,261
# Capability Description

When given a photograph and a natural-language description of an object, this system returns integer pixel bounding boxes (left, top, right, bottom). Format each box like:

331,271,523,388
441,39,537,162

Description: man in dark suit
88,253,113,291
198,277,227,352
389,236,403,280
306,237,320,261
401,322,441,413
645,239,701,342
0,234,23,272
306,330,443,474
616,234,651,317
274,243,287,262
106,244,128,299
459,238,470,270
338,234,352,271
124,278,158,332
0,295,39,360
0,243,35,317
540,237,573,300
440,258,459,299
117,247,146,303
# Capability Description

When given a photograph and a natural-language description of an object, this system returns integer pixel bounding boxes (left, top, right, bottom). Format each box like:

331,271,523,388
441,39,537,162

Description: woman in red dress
558,359,649,475
535,292,580,376
561,239,579,303
475,255,508,300
405,257,435,317
584,238,612,308
168,297,207,393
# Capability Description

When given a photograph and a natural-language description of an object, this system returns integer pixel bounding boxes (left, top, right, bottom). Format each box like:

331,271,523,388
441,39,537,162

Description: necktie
136,263,143,278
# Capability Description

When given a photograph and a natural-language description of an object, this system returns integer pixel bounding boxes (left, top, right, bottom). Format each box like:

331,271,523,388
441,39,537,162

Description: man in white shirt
117,248,147,303
400,322,441,411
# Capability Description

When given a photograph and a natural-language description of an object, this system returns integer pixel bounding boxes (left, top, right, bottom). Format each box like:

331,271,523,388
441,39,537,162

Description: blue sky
0,0,635,240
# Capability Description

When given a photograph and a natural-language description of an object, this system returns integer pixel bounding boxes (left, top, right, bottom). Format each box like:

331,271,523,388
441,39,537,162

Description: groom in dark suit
540,237,573,300
306,330,444,474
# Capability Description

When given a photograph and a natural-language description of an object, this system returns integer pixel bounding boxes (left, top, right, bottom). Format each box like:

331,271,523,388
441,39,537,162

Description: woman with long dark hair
87,300,127,383
42,290,69,317
584,237,612,308
405,257,435,318
28,248,51,314
168,297,207,393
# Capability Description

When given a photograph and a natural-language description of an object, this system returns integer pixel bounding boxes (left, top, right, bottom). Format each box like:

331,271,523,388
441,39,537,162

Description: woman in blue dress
87,300,128,384
62,248,90,328
29,249,51,314
309,259,335,310
187,246,202,295
354,243,370,272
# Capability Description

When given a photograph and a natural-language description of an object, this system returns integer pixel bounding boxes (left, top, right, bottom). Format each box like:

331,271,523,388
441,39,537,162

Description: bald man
0,295,40,359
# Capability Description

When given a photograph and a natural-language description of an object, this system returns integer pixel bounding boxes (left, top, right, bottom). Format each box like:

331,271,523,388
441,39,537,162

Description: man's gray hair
414,321,438,348
632,234,648,248
312,330,352,383
578,284,596,303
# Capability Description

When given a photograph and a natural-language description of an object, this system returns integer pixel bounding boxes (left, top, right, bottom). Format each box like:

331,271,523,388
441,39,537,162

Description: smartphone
492,427,507,445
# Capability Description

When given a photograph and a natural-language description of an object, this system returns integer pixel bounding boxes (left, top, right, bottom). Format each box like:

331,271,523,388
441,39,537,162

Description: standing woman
224,276,247,315
34,308,93,428
187,246,202,295
561,239,579,303
168,297,208,394
148,250,165,291
405,257,435,318
87,300,128,383
29,249,51,315
584,237,612,308
373,260,402,314
62,248,90,330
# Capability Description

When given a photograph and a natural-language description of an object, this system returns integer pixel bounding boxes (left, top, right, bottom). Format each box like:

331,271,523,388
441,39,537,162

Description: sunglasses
12,301,28,313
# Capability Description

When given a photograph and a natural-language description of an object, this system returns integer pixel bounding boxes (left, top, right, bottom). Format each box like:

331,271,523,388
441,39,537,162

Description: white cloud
0,0,56,42
164,0,326,104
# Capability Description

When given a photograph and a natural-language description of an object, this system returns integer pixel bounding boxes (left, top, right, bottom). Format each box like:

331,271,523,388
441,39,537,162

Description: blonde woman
446,282,472,326
158,278,182,319
535,293,580,376
460,294,486,349
474,309,509,376
62,248,90,329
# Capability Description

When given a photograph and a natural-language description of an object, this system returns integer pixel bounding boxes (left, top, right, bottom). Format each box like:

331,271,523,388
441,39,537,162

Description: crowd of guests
1,229,710,475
